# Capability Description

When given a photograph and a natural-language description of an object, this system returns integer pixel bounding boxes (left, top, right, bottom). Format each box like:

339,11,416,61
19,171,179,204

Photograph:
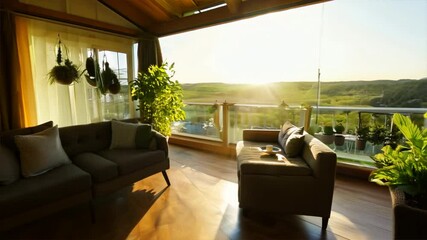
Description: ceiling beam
2,0,142,38
150,0,330,37
225,0,242,14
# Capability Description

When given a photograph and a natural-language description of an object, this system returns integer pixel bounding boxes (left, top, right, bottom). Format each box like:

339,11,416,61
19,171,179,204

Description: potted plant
369,113,427,239
317,125,334,145
355,126,369,150
334,122,345,146
130,62,186,136
48,37,82,85
367,123,389,153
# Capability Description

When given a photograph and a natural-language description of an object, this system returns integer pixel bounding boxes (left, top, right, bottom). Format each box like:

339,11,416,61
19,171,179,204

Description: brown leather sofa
0,120,169,231
236,127,337,230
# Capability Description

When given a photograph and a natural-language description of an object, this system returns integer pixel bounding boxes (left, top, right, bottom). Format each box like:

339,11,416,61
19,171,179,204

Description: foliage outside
130,62,185,136
369,113,427,205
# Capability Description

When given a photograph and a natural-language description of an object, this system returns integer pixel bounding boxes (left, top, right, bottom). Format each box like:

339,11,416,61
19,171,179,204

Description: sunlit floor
1,145,392,239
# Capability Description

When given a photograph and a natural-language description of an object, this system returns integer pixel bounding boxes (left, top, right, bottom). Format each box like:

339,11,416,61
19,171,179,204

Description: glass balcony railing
172,102,427,168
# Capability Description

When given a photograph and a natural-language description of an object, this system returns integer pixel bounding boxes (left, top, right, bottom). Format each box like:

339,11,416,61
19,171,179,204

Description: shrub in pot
334,123,345,146
355,126,369,150
369,113,427,239
318,125,334,145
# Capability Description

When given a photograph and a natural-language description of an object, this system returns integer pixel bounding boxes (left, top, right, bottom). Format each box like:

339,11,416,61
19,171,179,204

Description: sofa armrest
153,131,169,158
242,129,280,142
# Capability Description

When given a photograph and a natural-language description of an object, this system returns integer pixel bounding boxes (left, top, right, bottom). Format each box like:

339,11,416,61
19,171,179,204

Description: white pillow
15,125,71,177
110,120,138,149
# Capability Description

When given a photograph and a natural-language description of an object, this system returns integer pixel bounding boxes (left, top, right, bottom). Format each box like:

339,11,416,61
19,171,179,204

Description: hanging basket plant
83,51,120,95
48,35,82,85
84,55,98,87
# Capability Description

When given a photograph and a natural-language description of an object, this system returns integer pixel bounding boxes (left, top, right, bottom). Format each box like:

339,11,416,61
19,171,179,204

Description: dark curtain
0,11,21,131
137,37,163,74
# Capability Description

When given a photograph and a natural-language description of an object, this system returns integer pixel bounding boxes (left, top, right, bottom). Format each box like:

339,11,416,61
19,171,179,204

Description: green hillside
182,78,427,107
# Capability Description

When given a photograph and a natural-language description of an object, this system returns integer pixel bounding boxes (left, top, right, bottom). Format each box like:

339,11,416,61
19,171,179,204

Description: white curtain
26,18,134,127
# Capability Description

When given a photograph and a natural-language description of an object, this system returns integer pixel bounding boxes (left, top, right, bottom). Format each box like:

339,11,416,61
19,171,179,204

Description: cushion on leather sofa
98,149,166,175
0,164,91,217
72,153,119,183
59,122,111,157
15,126,71,177
237,141,312,176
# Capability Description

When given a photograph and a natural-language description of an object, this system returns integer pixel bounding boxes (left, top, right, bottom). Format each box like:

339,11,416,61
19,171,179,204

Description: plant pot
334,134,345,146
389,187,427,239
355,139,366,150
317,134,334,145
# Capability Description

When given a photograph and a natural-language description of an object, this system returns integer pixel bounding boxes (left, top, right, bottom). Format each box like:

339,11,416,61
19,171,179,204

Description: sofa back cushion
0,144,20,185
59,121,111,157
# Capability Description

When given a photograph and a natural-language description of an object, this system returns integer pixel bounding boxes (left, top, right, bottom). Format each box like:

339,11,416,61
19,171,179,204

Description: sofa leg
162,170,171,186
322,217,329,231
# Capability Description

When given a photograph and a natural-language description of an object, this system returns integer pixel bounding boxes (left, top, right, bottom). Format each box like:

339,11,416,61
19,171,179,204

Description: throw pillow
135,124,153,149
285,132,305,157
14,125,71,177
0,144,20,185
278,121,295,143
280,126,304,149
110,120,138,149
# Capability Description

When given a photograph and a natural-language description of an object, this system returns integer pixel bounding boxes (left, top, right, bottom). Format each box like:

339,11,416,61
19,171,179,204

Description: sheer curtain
26,18,134,127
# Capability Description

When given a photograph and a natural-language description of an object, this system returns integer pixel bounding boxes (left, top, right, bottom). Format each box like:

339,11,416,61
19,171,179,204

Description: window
26,18,135,126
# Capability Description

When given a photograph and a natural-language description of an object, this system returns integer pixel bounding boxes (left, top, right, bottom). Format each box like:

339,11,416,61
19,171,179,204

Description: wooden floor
1,145,392,240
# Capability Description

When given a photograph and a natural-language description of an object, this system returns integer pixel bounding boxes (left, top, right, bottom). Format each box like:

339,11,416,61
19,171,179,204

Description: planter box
389,187,427,239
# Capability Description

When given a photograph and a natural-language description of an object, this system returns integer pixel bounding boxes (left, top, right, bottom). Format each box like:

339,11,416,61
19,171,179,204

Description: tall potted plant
369,113,427,239
130,62,185,136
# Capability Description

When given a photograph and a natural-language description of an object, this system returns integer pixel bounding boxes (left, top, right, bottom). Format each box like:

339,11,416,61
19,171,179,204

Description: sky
160,0,427,84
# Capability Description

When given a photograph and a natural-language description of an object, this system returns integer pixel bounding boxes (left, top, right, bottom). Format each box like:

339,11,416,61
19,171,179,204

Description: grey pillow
110,120,138,149
15,125,71,177
285,132,305,157
0,144,20,185
278,121,295,143
280,126,304,148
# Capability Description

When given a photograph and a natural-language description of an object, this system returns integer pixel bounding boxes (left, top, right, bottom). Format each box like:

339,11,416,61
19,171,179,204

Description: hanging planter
84,55,98,87
48,35,82,85
100,57,120,95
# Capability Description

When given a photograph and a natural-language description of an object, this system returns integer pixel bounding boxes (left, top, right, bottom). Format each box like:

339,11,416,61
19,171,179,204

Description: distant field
181,78,427,108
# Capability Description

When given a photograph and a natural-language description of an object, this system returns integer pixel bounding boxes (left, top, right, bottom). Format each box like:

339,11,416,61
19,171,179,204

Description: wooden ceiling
99,0,330,37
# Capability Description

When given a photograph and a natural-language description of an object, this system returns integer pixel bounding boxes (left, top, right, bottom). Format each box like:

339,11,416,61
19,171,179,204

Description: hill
181,78,427,107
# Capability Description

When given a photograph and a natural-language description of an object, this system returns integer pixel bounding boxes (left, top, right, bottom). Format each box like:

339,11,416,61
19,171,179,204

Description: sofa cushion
0,164,91,218
135,124,155,149
278,121,295,143
237,141,312,176
110,120,138,149
0,121,53,153
15,126,71,177
98,149,166,175
0,144,20,185
72,153,118,183
285,132,305,157
59,121,111,157
280,126,304,149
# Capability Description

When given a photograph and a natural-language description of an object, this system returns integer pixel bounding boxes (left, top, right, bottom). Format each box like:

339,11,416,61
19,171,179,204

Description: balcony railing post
222,101,233,146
